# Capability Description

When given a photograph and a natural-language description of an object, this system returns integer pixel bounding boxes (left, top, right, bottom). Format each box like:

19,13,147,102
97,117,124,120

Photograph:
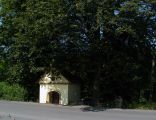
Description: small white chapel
39,72,80,105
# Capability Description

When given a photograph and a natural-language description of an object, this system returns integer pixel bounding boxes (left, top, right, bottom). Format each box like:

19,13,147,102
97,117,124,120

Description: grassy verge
129,102,156,110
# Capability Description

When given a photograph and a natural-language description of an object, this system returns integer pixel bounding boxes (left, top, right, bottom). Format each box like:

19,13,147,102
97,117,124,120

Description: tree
0,0,156,105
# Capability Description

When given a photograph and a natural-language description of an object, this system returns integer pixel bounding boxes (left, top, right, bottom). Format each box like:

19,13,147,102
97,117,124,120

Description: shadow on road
80,106,107,112
0,114,14,120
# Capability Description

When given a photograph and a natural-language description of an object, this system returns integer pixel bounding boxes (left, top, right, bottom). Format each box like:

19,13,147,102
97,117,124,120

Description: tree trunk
149,56,155,101
92,66,101,106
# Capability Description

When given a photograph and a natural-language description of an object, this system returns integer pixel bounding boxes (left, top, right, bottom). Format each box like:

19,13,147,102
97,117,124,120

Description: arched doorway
49,91,60,104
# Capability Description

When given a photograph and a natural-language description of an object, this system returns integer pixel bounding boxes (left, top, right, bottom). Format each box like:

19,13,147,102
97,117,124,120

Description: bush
128,102,156,110
0,82,27,101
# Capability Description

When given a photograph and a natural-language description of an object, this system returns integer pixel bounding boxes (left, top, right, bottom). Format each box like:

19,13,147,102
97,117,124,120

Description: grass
129,102,156,110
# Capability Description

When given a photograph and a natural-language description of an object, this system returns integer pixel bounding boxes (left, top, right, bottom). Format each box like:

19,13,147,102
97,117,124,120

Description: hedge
0,82,27,101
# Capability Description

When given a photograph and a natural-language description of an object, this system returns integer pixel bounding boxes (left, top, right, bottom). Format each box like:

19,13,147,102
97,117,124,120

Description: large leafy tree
0,0,156,104
63,0,156,104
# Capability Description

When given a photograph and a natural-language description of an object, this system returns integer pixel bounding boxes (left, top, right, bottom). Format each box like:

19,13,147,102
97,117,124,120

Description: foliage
129,102,156,110
0,0,156,106
0,82,27,101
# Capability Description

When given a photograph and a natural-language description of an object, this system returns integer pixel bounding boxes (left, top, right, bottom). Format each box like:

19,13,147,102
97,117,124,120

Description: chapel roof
39,71,81,84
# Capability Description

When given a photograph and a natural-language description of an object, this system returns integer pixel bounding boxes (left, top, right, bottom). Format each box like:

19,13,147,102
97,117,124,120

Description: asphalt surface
0,101,156,120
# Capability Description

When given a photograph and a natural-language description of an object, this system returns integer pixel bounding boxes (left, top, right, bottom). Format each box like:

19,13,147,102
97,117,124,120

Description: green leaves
0,0,156,103
0,82,27,101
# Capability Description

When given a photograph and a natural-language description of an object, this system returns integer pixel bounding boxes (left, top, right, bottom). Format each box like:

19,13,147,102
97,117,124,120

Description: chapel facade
39,73,80,105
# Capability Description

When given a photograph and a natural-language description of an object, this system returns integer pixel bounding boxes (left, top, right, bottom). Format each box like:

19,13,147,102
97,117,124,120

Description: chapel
39,72,80,105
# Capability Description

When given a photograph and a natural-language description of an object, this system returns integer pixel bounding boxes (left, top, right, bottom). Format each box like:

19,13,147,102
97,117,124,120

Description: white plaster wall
39,84,48,103
68,84,80,104
39,84,69,105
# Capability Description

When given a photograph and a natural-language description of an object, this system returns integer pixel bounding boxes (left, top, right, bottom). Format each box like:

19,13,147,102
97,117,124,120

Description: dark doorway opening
49,91,60,104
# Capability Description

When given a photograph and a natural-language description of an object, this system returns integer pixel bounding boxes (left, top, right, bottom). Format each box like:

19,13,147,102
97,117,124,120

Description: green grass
129,102,156,110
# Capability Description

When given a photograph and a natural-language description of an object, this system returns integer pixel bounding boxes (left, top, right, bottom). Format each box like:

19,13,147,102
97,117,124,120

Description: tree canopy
0,0,156,106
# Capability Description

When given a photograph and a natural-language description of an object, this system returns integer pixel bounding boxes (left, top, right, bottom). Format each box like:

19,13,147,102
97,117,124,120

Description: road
0,101,156,120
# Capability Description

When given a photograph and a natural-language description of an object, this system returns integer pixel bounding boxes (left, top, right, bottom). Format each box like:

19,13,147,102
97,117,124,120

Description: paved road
0,101,156,120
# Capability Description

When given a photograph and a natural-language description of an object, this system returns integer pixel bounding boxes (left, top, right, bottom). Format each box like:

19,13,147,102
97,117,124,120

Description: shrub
128,102,156,110
0,82,27,101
